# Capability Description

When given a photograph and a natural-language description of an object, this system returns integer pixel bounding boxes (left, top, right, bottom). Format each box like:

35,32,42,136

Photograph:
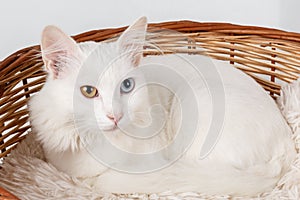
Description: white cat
29,17,296,196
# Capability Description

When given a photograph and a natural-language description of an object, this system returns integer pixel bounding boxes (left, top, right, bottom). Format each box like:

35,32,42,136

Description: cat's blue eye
120,78,135,93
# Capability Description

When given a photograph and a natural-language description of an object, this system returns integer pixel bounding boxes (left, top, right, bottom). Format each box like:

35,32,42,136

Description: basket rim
1,20,300,66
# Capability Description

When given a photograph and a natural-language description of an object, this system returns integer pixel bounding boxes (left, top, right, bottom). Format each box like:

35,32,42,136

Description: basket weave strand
1,20,300,160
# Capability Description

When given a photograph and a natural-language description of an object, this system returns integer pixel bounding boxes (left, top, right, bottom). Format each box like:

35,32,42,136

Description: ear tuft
41,25,80,79
118,17,148,67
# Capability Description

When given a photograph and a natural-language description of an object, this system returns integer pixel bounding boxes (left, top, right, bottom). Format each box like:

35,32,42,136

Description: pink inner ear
45,60,59,78
132,50,143,67
117,17,147,67
118,35,146,68
43,48,69,79
41,25,80,79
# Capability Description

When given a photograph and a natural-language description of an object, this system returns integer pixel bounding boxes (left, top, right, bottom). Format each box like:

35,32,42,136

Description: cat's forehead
82,42,119,67
77,42,133,86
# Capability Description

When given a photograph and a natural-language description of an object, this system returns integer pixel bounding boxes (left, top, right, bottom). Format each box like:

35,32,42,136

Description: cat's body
29,17,296,196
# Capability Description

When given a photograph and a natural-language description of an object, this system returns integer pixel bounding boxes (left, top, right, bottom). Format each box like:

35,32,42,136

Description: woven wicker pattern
0,186,19,200
1,21,300,159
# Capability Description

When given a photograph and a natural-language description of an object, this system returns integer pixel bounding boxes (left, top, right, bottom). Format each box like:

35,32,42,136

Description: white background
1,0,300,60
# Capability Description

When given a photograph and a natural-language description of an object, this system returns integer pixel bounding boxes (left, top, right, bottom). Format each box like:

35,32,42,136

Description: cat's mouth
101,124,118,132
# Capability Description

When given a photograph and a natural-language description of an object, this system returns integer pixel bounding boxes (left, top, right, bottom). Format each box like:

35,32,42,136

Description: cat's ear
41,26,81,79
117,17,147,67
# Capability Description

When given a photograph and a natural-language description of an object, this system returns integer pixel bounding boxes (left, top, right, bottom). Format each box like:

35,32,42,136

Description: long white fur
29,17,296,196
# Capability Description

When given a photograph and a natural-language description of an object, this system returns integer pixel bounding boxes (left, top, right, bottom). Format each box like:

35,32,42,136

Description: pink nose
106,113,123,124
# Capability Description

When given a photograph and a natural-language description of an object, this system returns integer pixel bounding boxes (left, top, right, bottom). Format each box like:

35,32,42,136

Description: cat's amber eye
80,85,99,98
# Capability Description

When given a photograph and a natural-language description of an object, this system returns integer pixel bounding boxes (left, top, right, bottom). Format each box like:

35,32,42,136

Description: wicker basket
1,20,300,198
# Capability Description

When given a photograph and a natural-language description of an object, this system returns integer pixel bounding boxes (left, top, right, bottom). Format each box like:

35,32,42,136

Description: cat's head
31,17,152,152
